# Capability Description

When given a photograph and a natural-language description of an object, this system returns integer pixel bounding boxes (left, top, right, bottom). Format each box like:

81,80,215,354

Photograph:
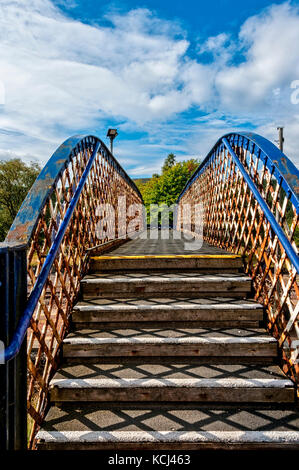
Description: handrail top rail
5,134,142,246
177,132,299,210
1,141,102,363
222,137,299,274
176,131,299,274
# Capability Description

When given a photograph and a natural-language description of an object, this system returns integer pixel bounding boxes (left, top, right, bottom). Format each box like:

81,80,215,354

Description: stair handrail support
177,132,299,391
0,135,144,449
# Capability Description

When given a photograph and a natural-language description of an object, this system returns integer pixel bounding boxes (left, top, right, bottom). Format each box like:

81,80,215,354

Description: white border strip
36,430,299,444
64,336,277,345
50,378,293,389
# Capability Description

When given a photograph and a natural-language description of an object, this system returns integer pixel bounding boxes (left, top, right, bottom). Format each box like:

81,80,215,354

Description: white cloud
0,1,299,174
0,3,191,140
198,33,234,66
216,3,299,111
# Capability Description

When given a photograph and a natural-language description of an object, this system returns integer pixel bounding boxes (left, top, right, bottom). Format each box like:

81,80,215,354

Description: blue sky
0,0,299,175
55,0,285,39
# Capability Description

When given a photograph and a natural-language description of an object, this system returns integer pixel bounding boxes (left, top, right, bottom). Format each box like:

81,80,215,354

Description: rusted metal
3,128,299,448
177,132,299,394
6,135,142,245
2,135,143,448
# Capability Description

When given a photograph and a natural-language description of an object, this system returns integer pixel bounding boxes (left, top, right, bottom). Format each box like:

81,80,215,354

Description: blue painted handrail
222,138,299,274
1,141,101,362
177,132,299,273
6,135,142,245
178,132,299,213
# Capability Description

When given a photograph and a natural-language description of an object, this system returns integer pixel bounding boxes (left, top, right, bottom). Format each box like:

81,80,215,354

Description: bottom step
36,405,299,450
37,430,299,450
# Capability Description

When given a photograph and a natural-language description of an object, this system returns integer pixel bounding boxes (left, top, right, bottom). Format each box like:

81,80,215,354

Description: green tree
0,159,41,241
136,156,200,225
162,153,176,173
140,159,199,206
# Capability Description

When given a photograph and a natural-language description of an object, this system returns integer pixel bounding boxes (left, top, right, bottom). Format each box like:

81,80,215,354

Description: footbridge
1,133,299,450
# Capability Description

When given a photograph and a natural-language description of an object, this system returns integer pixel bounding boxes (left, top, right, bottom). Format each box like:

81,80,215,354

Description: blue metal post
0,245,27,450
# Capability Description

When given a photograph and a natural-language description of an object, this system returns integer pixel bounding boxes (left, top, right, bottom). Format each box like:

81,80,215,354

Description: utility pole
277,127,284,152
275,128,284,255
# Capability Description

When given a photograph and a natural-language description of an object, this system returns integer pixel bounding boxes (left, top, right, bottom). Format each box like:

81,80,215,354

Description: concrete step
49,363,294,403
36,404,299,450
89,254,244,273
63,327,277,360
72,298,263,329
81,273,252,299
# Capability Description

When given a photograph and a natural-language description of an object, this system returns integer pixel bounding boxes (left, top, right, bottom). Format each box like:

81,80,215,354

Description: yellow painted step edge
91,254,242,260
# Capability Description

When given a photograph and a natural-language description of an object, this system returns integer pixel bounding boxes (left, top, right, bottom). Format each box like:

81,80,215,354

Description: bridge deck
106,230,233,256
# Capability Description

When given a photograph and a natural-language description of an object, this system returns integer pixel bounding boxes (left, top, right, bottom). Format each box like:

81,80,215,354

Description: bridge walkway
36,231,299,450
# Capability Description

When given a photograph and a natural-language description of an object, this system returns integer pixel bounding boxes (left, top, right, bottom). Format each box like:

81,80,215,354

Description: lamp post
277,127,284,152
107,128,118,154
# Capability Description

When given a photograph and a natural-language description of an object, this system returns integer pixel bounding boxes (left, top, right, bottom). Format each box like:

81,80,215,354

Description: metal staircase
1,132,299,451
36,234,298,450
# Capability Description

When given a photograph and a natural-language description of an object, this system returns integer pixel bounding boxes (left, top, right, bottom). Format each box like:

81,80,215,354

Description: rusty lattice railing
177,132,299,392
1,135,143,448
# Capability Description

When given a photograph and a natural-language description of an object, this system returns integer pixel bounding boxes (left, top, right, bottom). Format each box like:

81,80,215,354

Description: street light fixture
107,128,118,154
277,126,284,152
